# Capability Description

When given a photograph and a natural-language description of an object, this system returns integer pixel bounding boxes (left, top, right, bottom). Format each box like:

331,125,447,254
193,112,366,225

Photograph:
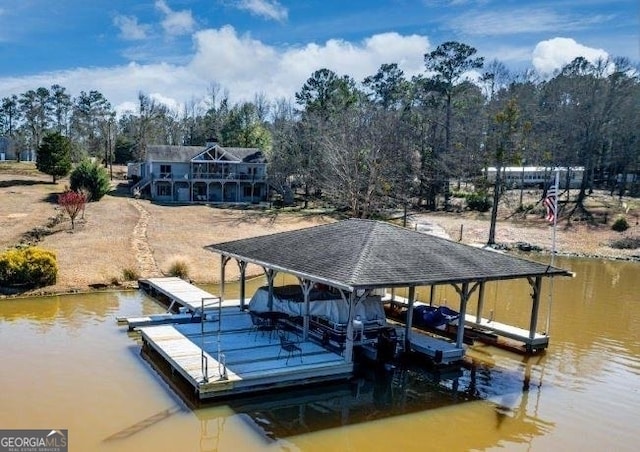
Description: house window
160,164,171,178
243,186,254,197
156,183,171,196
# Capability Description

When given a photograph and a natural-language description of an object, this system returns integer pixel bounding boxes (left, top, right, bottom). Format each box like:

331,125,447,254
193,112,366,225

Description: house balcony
151,172,267,183
190,172,267,182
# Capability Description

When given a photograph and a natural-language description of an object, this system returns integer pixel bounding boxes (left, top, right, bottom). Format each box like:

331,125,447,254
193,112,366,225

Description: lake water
0,256,638,451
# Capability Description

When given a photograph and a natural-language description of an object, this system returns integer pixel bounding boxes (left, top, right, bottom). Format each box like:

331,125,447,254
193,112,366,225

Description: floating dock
138,307,353,400
123,278,468,401
407,330,465,364
125,278,354,400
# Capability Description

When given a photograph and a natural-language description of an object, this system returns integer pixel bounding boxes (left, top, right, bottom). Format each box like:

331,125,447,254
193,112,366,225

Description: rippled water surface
1,256,638,451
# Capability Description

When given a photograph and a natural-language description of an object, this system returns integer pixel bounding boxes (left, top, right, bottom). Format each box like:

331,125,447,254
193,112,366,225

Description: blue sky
0,0,637,115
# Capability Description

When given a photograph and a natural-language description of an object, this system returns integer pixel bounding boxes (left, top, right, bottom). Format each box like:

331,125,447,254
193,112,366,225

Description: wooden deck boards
139,277,224,313
409,332,465,364
463,314,549,347
139,308,353,400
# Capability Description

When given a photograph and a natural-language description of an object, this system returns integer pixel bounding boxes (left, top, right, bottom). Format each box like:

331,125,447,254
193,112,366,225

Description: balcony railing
151,171,267,182
191,172,267,181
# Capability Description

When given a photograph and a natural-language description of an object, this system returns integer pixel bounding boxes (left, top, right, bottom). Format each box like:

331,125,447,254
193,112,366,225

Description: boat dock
137,307,353,400
123,278,466,400
123,278,355,400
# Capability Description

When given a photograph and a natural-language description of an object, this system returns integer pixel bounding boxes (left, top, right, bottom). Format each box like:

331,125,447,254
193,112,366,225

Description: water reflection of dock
192,361,554,451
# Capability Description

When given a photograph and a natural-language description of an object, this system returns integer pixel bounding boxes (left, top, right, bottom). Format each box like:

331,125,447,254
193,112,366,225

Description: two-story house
129,141,268,204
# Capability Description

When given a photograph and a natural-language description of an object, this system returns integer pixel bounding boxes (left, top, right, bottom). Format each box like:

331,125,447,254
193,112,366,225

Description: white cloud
0,26,430,116
189,28,429,102
454,8,562,36
155,0,196,37
113,15,150,40
451,7,614,37
532,37,609,75
237,0,288,22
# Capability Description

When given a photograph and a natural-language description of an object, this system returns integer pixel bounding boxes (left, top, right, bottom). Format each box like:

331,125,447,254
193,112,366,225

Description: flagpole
545,169,560,335
550,169,559,266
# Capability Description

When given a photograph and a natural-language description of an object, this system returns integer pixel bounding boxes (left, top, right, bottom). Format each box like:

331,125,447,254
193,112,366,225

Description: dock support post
476,282,486,323
455,283,470,349
344,291,356,363
404,286,416,351
237,260,248,310
528,276,543,348
264,269,276,311
300,279,313,341
220,255,230,307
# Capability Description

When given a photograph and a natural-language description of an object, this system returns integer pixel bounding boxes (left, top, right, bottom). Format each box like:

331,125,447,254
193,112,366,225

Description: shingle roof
206,219,571,290
146,145,204,162
223,147,265,163
146,144,265,163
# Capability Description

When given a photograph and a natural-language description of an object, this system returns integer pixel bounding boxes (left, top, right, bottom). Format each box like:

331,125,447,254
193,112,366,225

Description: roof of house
206,219,572,291
146,145,204,162
146,144,265,163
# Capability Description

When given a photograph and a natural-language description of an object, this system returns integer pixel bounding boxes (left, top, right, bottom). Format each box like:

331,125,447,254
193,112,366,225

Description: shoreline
3,232,638,300
2,168,639,300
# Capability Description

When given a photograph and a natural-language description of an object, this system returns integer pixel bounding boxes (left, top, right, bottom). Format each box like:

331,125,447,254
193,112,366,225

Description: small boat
412,305,460,331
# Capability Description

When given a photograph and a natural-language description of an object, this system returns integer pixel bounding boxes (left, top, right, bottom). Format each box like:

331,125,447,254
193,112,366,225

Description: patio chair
278,333,302,365
250,311,276,341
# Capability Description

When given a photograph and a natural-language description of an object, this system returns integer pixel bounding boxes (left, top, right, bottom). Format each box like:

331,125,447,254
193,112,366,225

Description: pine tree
36,132,72,183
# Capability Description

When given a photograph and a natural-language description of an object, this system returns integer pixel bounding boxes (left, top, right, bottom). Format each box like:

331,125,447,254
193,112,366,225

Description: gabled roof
147,145,205,162
206,219,572,291
147,144,265,164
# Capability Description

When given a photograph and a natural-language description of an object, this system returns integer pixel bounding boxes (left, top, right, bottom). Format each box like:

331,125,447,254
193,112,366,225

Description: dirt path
128,199,163,278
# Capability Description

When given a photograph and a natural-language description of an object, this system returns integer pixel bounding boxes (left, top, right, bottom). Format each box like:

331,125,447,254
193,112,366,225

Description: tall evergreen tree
36,132,72,183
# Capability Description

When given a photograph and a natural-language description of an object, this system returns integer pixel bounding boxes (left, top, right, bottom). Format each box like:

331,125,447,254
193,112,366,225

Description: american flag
543,185,557,223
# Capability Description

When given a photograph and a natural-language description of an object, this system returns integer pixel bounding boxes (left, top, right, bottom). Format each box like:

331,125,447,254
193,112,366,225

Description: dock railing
200,296,227,382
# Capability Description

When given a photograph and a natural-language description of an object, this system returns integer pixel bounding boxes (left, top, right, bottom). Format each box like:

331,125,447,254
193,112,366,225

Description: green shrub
167,259,190,279
610,237,640,250
612,216,629,232
0,246,57,287
466,192,492,212
70,159,111,201
122,267,140,281
449,189,467,199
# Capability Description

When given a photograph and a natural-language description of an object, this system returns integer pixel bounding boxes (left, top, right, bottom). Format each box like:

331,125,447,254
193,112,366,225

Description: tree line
1,41,638,217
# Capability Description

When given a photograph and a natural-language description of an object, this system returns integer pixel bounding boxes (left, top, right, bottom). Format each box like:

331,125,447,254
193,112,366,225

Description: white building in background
483,166,585,189
0,137,36,162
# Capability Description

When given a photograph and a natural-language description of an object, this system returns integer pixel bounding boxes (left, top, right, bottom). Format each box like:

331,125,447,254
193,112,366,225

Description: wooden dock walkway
138,277,223,314
463,314,549,350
